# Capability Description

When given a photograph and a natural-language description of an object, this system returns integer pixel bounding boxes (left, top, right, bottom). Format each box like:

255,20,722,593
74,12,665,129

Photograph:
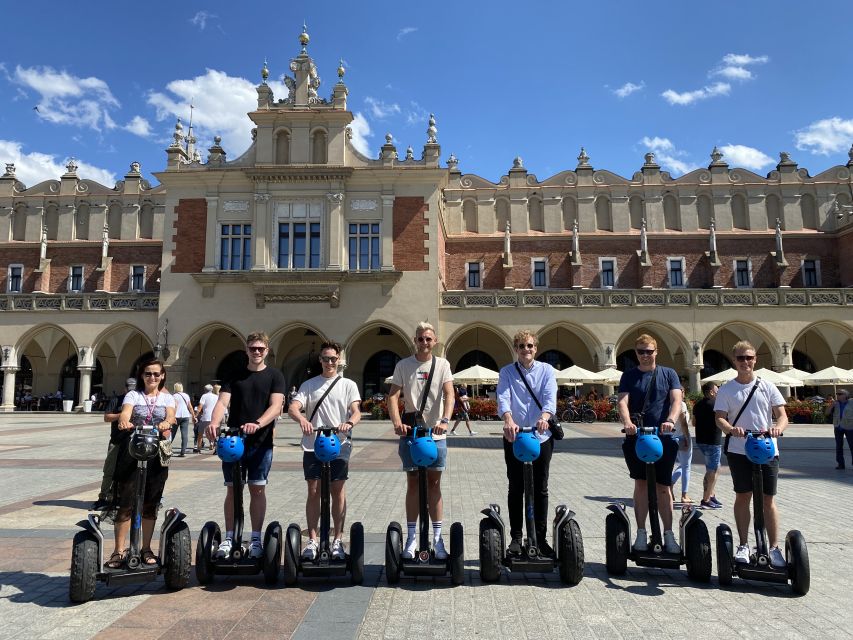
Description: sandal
105,550,124,569
141,548,159,565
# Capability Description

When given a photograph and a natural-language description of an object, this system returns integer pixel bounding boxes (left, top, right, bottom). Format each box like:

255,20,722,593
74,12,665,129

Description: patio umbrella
554,365,606,395
803,366,853,396
752,368,804,388
700,368,737,384
453,364,500,397
780,368,812,381
595,367,623,385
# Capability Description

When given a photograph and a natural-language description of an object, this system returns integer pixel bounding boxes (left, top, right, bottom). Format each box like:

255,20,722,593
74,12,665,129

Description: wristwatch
345,420,354,427
439,418,450,424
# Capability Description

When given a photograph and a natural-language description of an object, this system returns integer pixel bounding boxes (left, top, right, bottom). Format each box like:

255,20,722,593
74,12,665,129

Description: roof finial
426,113,437,144
299,22,310,53
261,58,269,83
337,58,345,83
577,147,590,167
710,146,723,163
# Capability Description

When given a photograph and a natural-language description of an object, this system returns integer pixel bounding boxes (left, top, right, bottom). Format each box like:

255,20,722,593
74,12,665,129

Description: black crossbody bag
401,356,436,431
515,362,563,440
723,379,761,455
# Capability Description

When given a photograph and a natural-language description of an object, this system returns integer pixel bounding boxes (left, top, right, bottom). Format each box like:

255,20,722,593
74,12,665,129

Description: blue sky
2,1,852,187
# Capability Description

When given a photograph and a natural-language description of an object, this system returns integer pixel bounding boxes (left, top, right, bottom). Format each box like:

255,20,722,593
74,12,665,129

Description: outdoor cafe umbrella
700,368,737,385
554,365,606,395
453,364,500,397
752,368,804,388
595,367,623,385
803,366,853,396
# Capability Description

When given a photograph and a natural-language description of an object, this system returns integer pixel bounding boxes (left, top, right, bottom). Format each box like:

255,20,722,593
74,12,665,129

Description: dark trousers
835,427,853,467
175,418,190,455
503,436,554,539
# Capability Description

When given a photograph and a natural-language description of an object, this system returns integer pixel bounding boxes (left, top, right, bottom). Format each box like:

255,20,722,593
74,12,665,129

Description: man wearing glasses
288,341,361,561
387,322,455,559
207,331,286,560
497,329,558,557
714,340,788,567
617,333,683,554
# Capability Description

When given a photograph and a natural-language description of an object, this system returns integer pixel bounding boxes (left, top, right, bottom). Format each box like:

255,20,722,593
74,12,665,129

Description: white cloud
711,53,768,82
190,11,216,30
0,139,116,186
794,117,853,155
405,101,429,126
613,81,645,98
718,144,774,170
661,82,730,106
397,27,418,41
124,115,153,137
11,65,119,131
722,53,769,66
640,136,698,176
349,112,373,156
714,66,753,80
364,96,401,119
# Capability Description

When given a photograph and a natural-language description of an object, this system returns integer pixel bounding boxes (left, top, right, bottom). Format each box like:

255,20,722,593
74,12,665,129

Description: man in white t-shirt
714,340,788,568
195,384,218,453
288,341,361,561
387,322,455,560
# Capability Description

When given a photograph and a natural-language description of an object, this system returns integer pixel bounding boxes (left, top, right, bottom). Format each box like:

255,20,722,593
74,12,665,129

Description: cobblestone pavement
1,412,851,639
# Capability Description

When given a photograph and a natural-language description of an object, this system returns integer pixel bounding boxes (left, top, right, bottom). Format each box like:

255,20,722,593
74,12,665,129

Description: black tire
685,520,712,583
283,523,301,587
69,531,98,603
786,530,810,595
558,519,585,585
349,522,365,585
560,410,572,423
605,512,629,575
716,524,734,587
582,409,596,424
478,519,502,582
262,522,282,586
163,521,191,590
449,522,464,586
195,521,220,585
385,522,402,585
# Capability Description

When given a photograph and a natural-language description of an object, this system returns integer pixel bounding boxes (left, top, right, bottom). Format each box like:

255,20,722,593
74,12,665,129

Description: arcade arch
346,323,411,398
180,324,247,396
443,324,514,371
538,323,601,370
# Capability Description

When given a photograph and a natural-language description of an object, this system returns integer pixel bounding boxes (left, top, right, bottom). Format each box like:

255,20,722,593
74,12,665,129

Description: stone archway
537,323,601,370
15,324,78,399
92,324,154,398
346,323,411,398
270,324,329,393
703,322,776,370
444,324,513,371
180,324,247,397
791,322,853,371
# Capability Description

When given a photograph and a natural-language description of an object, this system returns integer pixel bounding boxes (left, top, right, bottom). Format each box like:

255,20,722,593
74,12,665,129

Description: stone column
381,195,394,270
688,365,702,396
203,197,220,271
252,193,269,270
77,367,94,410
326,193,344,270
1,367,17,412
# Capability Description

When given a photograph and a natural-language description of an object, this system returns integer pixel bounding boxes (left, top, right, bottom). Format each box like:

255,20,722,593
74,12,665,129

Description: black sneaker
91,498,110,511
537,538,555,559
507,537,523,556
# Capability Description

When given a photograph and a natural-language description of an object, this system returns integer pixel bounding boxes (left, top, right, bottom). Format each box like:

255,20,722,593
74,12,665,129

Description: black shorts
622,435,679,486
302,451,349,481
727,452,778,496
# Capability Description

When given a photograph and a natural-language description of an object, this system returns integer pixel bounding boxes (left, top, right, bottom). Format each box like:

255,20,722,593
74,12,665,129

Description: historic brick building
1,30,851,409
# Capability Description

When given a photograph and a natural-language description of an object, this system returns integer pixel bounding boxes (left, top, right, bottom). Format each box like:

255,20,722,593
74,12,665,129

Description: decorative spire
385,133,393,144
710,146,723,164
512,156,523,169
426,113,437,143
170,118,184,148
261,59,269,83
577,147,590,167
2,163,14,177
447,153,458,169
64,157,78,175
299,22,310,53
405,146,414,161
337,59,345,83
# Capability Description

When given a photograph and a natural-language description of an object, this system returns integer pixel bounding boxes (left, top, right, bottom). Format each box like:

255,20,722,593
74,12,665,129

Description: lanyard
143,392,159,425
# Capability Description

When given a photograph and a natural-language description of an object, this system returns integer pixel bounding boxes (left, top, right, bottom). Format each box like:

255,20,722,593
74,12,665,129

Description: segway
69,426,191,603
716,432,810,594
605,426,711,582
282,426,364,585
195,429,282,585
385,425,464,585
479,427,584,584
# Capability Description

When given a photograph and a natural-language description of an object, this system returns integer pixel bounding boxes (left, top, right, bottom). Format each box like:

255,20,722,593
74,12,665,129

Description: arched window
276,131,290,165
462,199,477,233
629,196,644,230
697,194,713,229
528,197,544,232
537,349,573,370
12,205,27,241
801,193,818,230
363,349,403,399
663,194,680,230
731,193,748,230
311,130,327,164
595,196,612,231
766,193,782,229
700,349,731,379
455,350,499,371
216,350,250,384
562,197,577,230
44,204,59,240
74,204,90,241
108,204,122,239
495,198,510,233
138,203,154,239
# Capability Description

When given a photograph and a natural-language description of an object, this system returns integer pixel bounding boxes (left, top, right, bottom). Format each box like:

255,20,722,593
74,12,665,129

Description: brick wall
172,199,207,273
109,246,163,292
0,247,39,292
393,197,428,271
839,231,853,287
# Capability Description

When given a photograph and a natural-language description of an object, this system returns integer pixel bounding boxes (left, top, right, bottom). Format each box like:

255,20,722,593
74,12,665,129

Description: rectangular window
348,223,381,270
668,257,685,288
7,264,23,293
279,222,321,269
69,265,84,292
220,224,252,270
130,265,145,292
802,259,820,287
600,258,616,288
466,262,482,289
735,259,751,288
531,258,548,288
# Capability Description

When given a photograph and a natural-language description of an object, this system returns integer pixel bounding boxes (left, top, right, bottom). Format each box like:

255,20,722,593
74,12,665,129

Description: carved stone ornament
253,193,271,202
3,163,15,177
129,161,141,174
326,192,344,204
65,158,78,174
577,147,590,167
405,146,415,161
224,200,250,211
426,113,438,144
350,199,378,211
447,153,458,169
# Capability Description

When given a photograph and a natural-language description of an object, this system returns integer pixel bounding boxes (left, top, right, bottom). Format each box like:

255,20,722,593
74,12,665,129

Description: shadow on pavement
32,499,92,510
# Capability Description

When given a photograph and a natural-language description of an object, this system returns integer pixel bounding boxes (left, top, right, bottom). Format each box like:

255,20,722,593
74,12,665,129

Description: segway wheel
716,524,734,586
786,529,810,595
283,523,301,587
69,530,99,603
349,521,365,585
385,522,403,585
685,519,712,583
582,409,596,424
262,522,282,586
478,519,502,582
163,521,191,590
559,519,585,585
605,512,629,575
449,522,464,586
195,521,220,585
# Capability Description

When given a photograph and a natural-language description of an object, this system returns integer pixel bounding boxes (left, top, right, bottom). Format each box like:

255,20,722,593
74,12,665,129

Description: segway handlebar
312,425,340,434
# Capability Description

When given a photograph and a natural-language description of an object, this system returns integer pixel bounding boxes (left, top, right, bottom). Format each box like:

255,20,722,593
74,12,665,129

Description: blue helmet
744,433,776,465
513,430,541,462
217,434,245,462
635,431,663,463
314,431,341,463
408,430,438,467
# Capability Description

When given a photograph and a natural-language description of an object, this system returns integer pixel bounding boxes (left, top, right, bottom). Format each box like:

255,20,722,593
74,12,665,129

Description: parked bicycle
561,402,596,423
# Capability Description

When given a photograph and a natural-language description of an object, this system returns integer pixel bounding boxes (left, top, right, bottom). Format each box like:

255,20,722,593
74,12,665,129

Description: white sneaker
248,539,263,559
469,431,478,435
633,528,648,552
735,544,751,564
402,536,417,559
302,538,318,560
769,546,786,568
433,537,448,560
216,538,233,559
331,538,346,560
663,530,681,554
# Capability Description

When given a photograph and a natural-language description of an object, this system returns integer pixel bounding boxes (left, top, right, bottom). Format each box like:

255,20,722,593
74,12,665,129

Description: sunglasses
416,336,434,343
516,343,536,349
248,346,268,353
735,355,755,362
143,371,162,378
320,356,339,363
635,349,655,356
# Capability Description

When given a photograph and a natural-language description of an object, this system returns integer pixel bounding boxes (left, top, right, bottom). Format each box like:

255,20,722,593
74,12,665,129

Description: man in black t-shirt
207,331,286,560
693,382,722,509
92,378,136,510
